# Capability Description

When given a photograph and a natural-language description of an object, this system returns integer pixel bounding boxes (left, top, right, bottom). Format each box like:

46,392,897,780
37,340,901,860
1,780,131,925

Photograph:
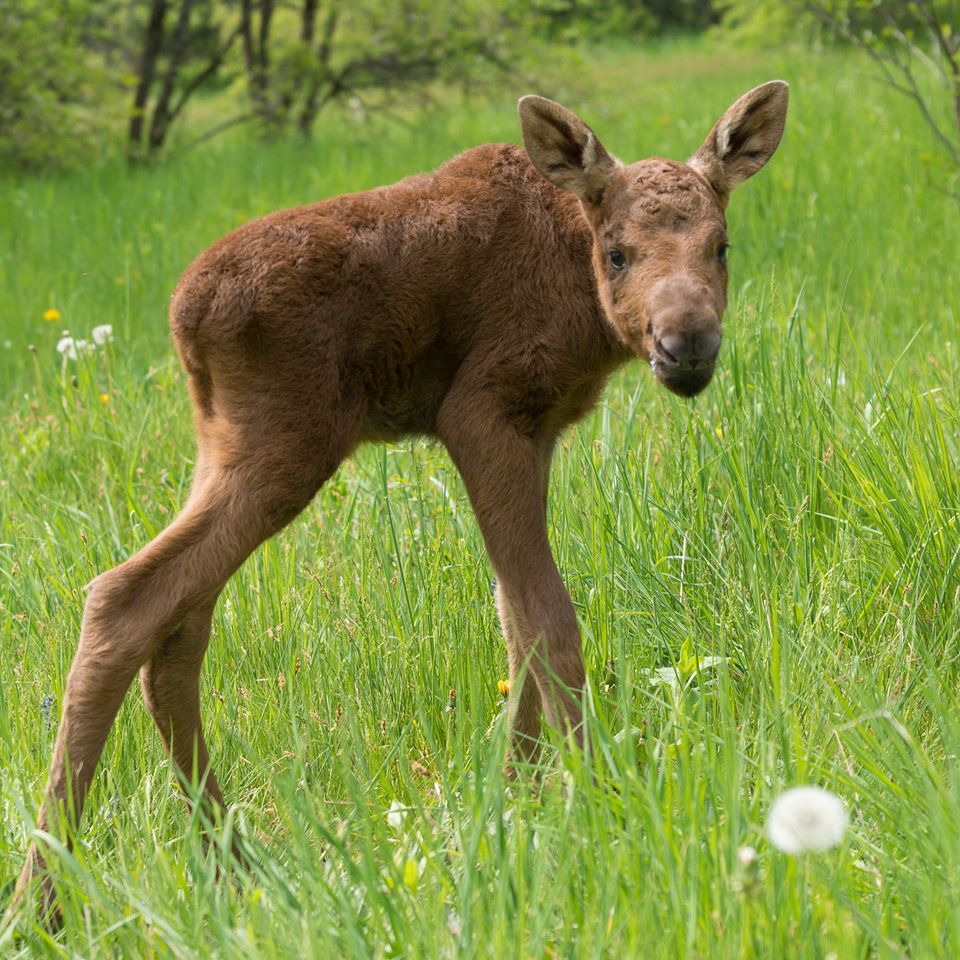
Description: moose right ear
518,96,619,205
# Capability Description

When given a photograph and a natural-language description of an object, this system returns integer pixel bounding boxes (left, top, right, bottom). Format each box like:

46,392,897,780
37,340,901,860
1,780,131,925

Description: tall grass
1,40,959,958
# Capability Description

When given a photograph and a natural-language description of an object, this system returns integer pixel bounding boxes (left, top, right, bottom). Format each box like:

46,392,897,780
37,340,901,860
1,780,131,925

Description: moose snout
650,323,722,397
646,275,724,397
654,328,722,368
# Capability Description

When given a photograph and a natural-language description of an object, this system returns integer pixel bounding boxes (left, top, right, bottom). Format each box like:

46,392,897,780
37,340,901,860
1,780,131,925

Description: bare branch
167,23,243,126
182,112,254,151
803,0,959,165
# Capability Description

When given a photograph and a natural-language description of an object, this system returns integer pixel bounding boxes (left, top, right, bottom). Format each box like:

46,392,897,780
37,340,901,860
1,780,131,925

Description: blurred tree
0,0,112,169
721,0,958,191
235,0,528,139
127,0,241,158
535,0,719,42
716,0,813,44
803,0,958,174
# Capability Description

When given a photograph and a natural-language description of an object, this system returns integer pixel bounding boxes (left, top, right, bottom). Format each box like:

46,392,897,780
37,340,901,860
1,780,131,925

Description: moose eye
716,242,730,265
609,249,626,270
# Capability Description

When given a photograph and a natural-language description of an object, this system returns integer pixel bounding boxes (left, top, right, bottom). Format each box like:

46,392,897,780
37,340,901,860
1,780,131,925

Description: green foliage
719,0,957,47
240,0,545,137
808,0,956,37
1,41,960,957
717,0,821,44
721,0,959,188
0,0,115,169
535,0,721,42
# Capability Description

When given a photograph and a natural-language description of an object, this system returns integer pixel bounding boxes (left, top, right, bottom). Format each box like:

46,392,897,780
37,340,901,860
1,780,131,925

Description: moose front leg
439,402,585,758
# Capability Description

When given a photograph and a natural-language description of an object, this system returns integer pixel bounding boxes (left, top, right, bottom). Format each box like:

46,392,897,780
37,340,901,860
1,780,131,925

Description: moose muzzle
647,275,723,397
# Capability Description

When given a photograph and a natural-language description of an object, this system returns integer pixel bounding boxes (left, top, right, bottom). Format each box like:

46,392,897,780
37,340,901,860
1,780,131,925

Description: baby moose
18,81,788,918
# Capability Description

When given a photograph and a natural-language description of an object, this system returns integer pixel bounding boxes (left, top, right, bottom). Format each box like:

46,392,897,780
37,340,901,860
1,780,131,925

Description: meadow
1,39,959,958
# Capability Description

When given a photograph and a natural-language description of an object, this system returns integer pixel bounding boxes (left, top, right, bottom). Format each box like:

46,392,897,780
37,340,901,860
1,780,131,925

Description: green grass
2,39,960,958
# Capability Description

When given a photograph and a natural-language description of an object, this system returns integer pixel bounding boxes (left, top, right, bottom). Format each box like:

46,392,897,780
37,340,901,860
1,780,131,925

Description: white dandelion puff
92,324,114,345
767,786,848,854
57,335,78,359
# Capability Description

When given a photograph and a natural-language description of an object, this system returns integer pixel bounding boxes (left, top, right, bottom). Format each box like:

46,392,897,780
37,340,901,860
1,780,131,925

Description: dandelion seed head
767,786,848,855
92,324,113,345
57,336,77,359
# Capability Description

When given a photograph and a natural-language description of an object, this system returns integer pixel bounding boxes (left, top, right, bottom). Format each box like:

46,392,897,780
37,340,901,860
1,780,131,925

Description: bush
0,0,115,170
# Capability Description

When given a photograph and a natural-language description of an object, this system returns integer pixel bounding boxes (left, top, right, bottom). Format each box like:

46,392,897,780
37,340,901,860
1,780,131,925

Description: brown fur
16,81,788,919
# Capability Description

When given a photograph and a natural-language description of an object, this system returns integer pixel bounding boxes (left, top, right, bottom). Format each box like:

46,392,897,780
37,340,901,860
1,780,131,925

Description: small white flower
386,800,407,830
737,845,758,867
767,786,848,854
613,725,643,744
92,324,113,345
648,655,727,692
2,340,10,349
57,336,77,359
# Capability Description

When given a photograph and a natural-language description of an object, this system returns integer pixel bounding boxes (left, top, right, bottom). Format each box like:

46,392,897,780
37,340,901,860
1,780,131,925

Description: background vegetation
3,0,957,178
1,3,960,958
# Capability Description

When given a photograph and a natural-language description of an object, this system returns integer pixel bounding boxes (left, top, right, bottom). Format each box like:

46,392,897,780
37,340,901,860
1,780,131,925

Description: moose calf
18,80,788,915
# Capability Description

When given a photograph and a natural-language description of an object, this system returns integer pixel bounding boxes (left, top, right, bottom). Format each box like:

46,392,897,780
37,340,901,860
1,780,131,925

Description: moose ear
690,80,789,204
518,95,619,205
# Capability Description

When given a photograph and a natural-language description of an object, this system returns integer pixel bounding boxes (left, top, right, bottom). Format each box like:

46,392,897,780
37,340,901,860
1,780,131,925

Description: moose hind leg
17,446,334,910
140,595,227,813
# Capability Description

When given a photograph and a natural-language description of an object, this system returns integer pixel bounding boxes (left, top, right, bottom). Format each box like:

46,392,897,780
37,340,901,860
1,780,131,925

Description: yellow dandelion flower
402,858,420,891
714,425,724,439
99,393,110,404
43,308,61,322
497,679,510,696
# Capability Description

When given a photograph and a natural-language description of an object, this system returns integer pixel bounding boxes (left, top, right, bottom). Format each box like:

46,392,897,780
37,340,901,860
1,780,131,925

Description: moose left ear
690,80,789,205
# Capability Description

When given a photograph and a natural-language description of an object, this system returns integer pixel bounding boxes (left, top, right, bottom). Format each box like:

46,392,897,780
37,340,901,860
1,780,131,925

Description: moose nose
655,328,722,369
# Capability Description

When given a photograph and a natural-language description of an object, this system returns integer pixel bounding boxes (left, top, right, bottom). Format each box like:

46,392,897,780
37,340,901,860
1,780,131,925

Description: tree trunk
279,0,319,118
241,0,276,128
148,0,196,153
299,6,339,137
128,0,168,159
